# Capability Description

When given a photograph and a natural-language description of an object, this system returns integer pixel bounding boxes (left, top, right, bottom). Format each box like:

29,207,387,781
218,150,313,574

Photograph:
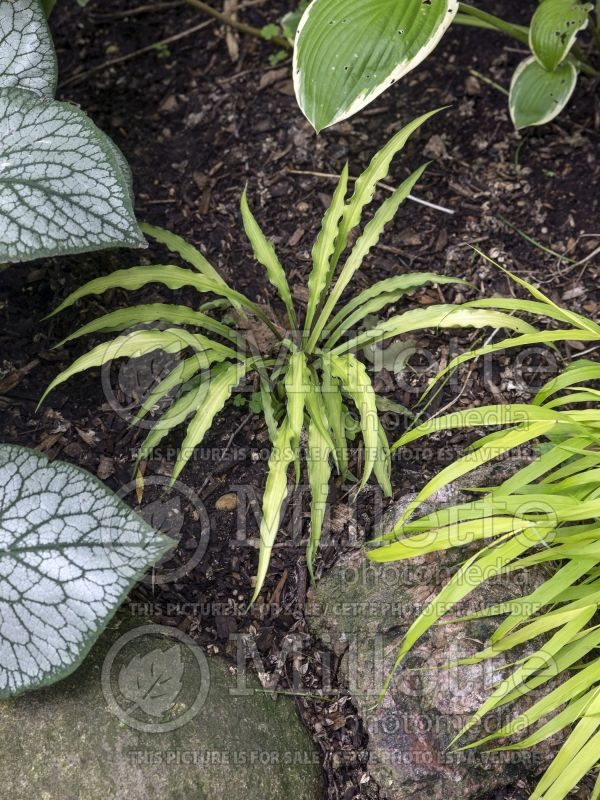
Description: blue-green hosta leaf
509,56,578,130
530,0,592,71
0,0,57,96
294,0,458,131
0,444,172,698
0,88,145,262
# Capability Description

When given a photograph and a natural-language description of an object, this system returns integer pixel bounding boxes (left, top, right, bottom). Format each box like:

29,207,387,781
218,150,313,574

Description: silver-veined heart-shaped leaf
0,0,56,96
0,444,173,698
509,56,578,130
529,0,592,71
0,88,146,262
293,0,459,131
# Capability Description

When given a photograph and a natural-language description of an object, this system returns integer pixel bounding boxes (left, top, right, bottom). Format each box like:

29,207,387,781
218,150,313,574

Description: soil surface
1,1,599,798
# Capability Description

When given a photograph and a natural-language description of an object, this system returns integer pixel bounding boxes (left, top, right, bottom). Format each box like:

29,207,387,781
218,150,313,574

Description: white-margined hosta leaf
529,0,592,71
0,88,145,262
0,0,56,96
0,443,172,697
293,0,458,130
509,56,578,130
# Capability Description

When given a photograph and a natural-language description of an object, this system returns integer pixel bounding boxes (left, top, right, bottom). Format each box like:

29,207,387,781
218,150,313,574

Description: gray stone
307,463,559,800
0,614,324,800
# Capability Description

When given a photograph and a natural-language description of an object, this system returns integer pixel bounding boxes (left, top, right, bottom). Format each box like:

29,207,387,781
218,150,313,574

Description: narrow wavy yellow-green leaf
241,189,297,329
306,419,332,578
171,361,249,482
253,418,295,602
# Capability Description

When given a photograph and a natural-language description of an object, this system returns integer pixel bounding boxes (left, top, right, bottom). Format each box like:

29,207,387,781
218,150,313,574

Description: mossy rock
0,614,324,800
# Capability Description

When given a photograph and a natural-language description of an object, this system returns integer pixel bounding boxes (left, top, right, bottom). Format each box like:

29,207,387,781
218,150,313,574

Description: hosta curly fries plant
43,111,538,600
369,263,600,800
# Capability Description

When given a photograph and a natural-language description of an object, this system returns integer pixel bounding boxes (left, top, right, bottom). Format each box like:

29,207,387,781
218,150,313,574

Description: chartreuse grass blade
457,643,600,750
546,390,600,408
456,605,597,667
241,189,297,330
141,224,229,287
388,421,556,532
471,674,599,751
285,350,308,483
469,248,600,334
57,303,240,346
531,699,600,800
373,533,537,698
308,164,428,351
490,558,594,642
534,360,600,405
422,329,600,401
260,375,279,444
369,516,537,561
305,378,337,460
394,404,572,449
304,164,349,337
493,435,592,495
445,607,597,748
252,418,295,603
171,361,250,483
306,419,332,579
329,354,379,490
463,297,599,333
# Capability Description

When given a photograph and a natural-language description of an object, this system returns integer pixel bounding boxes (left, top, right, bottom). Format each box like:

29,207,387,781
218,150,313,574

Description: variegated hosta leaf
529,0,592,71
293,0,458,130
0,0,56,96
509,57,578,130
0,88,145,262
0,444,172,698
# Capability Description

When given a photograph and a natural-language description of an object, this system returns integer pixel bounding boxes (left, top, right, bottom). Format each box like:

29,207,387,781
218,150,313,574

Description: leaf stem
457,3,599,78
456,4,529,45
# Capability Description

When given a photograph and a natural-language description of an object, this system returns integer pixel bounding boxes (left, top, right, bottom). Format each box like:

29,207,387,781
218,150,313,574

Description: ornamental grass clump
369,264,600,800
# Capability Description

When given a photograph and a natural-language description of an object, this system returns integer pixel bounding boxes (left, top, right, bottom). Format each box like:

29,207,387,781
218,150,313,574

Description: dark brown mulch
1,1,599,797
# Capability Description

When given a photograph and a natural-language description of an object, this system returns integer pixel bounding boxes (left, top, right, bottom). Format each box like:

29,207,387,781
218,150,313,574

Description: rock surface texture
0,614,324,800
307,470,559,800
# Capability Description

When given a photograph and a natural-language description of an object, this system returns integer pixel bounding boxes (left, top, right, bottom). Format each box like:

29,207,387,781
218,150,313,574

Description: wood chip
215,492,238,511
